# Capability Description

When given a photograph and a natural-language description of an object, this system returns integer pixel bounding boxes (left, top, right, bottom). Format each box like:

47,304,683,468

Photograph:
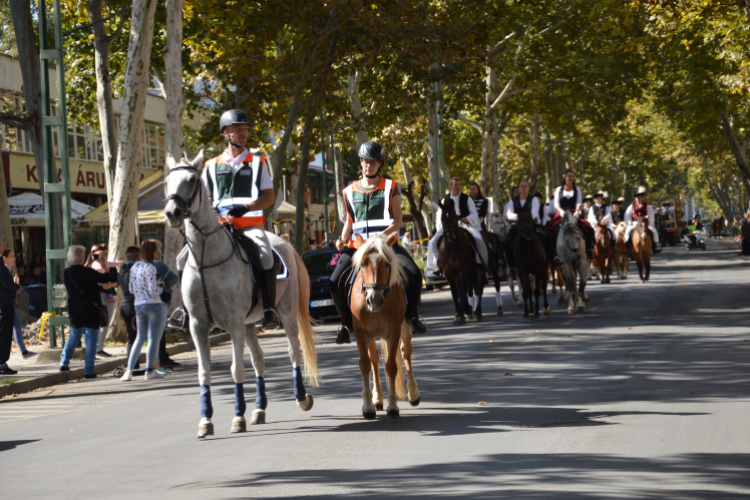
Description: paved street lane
1,241,749,499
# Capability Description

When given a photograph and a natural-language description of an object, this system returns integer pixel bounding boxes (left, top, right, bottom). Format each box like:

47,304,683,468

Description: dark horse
438,198,485,325
513,211,549,321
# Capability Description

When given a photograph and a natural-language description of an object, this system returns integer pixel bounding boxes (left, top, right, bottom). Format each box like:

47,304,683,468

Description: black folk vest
593,203,608,221
472,195,488,219
444,193,471,219
611,209,623,224
557,187,578,211
512,195,533,215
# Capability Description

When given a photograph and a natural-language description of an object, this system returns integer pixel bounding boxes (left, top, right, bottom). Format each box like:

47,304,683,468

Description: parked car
301,247,340,318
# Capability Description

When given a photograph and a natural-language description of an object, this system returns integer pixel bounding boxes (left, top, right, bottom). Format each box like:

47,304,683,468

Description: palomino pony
632,216,652,282
438,198,485,325
350,233,420,419
164,151,319,438
557,211,589,314
593,222,613,284
613,222,628,279
513,211,549,321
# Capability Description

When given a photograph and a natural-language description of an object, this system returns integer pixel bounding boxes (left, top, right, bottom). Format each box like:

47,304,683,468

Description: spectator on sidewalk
152,240,179,368
118,246,141,367
85,244,122,359
0,249,21,374
0,240,36,359
60,245,117,379
121,240,167,382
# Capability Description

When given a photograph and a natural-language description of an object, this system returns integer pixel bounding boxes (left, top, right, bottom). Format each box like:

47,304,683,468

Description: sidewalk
0,328,289,398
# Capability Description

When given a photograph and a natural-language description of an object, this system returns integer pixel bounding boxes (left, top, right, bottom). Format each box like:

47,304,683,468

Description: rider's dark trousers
330,242,422,326
504,224,554,269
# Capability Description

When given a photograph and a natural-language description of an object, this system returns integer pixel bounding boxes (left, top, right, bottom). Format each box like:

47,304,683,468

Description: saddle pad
229,225,289,283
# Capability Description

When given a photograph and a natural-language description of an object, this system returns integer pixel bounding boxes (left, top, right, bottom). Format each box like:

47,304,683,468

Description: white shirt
503,200,515,222
624,203,656,225
436,193,480,232
551,186,582,217
587,203,613,226
506,196,540,223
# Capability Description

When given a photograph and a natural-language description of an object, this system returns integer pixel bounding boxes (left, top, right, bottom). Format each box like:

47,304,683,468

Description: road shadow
0,439,40,452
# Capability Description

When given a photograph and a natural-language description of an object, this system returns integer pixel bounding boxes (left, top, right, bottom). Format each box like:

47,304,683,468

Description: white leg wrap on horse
495,290,502,307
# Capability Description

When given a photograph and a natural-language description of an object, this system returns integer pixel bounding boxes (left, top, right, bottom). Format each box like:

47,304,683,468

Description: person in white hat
624,186,661,253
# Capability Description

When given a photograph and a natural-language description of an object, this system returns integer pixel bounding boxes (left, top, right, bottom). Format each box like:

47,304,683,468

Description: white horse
557,211,589,314
164,151,319,438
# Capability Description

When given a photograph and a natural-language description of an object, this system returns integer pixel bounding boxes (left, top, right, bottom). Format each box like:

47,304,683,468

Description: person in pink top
85,244,123,358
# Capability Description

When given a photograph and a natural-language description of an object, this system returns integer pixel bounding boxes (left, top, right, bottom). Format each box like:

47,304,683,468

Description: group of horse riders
193,108,662,348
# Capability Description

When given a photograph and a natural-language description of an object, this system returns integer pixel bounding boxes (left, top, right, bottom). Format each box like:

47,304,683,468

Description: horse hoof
375,402,384,411
387,409,400,418
568,308,574,315
297,394,314,412
475,314,483,323
534,313,540,320
363,410,377,420
467,314,475,321
452,316,466,326
558,298,566,306
639,279,644,283
197,418,214,439
524,315,531,322
409,397,420,407
583,294,590,302
497,308,503,316
231,416,247,433
580,305,586,313
544,307,550,315
250,409,266,425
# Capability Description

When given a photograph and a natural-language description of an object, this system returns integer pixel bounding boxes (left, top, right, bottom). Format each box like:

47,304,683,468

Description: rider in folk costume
504,180,555,273
427,178,489,273
624,185,662,254
587,192,617,242
547,169,596,263
580,194,593,221
469,182,489,232
503,185,520,222
534,192,549,225
201,109,279,328
610,197,625,225
330,141,428,345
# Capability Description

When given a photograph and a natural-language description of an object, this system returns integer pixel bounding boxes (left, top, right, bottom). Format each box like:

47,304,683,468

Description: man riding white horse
200,109,280,328
624,186,662,254
329,141,428,345
587,192,617,243
427,177,488,274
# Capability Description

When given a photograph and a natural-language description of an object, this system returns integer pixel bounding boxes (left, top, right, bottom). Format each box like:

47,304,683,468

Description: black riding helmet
358,141,386,178
219,109,251,133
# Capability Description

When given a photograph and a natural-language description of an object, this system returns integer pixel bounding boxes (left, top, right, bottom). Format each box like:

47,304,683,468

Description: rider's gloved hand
228,205,250,218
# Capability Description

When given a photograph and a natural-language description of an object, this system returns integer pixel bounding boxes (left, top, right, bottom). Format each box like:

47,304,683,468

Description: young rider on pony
624,186,662,254
547,169,595,265
427,178,489,273
329,141,428,345
200,109,279,328
587,192,617,243
504,180,554,273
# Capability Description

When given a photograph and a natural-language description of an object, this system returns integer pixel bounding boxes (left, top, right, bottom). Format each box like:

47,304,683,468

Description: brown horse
593,222,612,284
632,216,652,282
351,233,420,419
513,211,549,321
438,198,485,325
613,222,628,279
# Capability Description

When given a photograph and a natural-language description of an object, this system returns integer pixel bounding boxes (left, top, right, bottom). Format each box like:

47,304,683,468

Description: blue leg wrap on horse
200,385,213,418
235,383,246,417
293,367,306,402
255,377,267,410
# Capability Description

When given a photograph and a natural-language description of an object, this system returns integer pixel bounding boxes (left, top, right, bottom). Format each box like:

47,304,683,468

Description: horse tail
292,251,321,387
380,337,406,400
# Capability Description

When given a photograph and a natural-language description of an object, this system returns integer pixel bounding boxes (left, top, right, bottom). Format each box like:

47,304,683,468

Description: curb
0,332,241,398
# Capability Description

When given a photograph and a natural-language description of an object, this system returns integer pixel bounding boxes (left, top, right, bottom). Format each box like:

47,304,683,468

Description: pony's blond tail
293,251,321,387
380,338,406,400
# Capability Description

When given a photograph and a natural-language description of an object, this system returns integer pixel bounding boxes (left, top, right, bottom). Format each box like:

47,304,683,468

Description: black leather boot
260,268,280,329
330,288,353,344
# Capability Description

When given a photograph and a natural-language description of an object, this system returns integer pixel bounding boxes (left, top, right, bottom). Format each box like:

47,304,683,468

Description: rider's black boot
260,268,280,330
406,311,428,334
586,238,594,260
652,238,662,254
330,288,353,344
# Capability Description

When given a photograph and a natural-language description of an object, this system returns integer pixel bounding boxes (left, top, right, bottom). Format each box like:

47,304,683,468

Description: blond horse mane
351,234,405,288
615,221,627,239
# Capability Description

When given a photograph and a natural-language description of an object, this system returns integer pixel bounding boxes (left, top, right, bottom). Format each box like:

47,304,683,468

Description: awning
275,200,297,216
8,191,95,227
81,170,165,226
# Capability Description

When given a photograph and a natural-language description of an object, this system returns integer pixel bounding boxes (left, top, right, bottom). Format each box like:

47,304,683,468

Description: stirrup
167,306,189,332
262,308,280,330
336,325,352,345
409,315,428,335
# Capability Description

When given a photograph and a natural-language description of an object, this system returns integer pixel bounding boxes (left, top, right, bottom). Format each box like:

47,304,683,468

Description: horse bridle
359,256,392,298
165,164,202,218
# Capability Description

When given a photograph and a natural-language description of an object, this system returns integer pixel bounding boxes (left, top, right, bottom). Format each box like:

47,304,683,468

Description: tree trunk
426,92,438,220
333,145,346,226
529,114,540,193
480,64,497,196
345,70,369,149
294,113,316,254
86,0,123,200
0,155,12,247
108,0,158,262
719,112,750,196
162,0,186,316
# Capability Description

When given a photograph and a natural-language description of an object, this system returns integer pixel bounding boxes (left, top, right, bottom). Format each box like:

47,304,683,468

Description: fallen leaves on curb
504,372,513,376
629,365,635,368
627,327,632,330
489,339,495,342
478,401,488,406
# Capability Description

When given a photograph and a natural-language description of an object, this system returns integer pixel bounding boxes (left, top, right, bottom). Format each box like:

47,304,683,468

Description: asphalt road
2,240,749,499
